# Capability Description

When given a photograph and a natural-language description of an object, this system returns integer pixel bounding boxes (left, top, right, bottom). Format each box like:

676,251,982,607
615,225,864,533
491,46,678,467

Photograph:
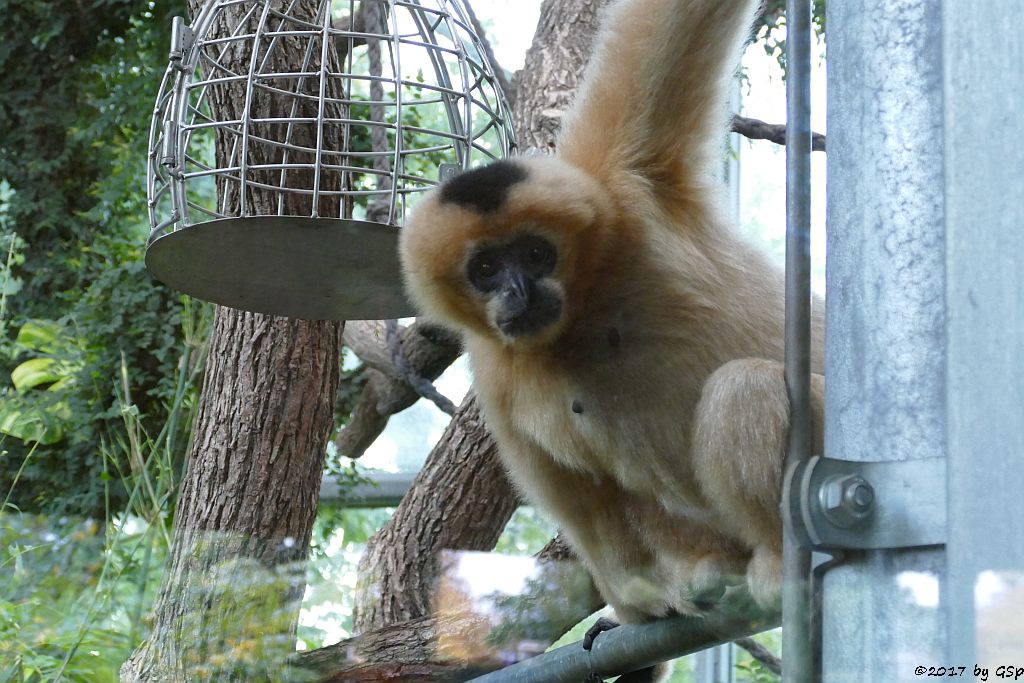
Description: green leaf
13,319,62,353
0,402,65,445
10,358,60,391
0,660,20,683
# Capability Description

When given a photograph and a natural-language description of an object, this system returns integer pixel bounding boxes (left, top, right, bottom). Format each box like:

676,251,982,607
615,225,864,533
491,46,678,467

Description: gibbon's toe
746,546,784,609
583,616,621,651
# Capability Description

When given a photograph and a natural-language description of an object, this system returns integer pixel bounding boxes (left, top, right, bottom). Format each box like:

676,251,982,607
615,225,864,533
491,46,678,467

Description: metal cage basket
147,0,516,320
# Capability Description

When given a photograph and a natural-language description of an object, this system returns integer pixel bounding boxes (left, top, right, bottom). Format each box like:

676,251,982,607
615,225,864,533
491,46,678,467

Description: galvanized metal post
782,0,814,681
825,0,947,678
942,3,1024,665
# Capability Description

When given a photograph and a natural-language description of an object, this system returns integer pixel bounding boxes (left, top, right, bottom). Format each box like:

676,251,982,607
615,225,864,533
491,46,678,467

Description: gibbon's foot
582,617,620,651
583,674,605,683
691,581,728,612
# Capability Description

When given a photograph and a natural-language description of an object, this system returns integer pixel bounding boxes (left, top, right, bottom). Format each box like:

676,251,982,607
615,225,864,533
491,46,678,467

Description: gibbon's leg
691,359,825,607
617,666,665,683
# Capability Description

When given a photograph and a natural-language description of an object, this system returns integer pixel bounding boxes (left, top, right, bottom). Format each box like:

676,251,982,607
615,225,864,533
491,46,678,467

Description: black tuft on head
439,160,528,214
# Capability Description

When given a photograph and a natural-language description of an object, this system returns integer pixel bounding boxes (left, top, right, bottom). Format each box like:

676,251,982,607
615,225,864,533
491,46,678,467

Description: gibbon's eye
520,236,557,276
467,252,501,291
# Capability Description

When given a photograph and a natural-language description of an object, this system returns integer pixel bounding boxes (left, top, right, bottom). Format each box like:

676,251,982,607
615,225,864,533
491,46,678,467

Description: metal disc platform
145,216,413,321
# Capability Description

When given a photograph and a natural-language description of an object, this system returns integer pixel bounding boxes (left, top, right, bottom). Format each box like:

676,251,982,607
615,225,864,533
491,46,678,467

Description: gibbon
400,0,824,647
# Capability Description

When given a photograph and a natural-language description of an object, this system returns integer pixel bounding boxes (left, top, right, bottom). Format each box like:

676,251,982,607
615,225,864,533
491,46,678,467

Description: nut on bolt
819,474,875,528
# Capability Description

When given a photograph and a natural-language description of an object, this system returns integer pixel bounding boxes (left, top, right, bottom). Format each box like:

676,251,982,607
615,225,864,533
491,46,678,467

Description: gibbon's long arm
558,0,759,191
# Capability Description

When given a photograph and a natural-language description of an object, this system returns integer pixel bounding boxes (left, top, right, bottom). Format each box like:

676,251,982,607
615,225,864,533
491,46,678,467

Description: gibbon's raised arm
558,0,759,191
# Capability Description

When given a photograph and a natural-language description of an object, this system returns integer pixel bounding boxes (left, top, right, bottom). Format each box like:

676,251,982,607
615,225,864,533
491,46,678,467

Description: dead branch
462,1,514,106
732,114,826,152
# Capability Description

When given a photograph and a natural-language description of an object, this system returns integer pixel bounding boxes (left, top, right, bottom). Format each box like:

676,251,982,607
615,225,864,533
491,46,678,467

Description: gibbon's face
464,231,562,339
400,156,614,346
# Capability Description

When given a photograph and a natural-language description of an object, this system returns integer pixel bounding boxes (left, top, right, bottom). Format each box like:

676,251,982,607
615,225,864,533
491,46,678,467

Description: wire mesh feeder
147,0,516,320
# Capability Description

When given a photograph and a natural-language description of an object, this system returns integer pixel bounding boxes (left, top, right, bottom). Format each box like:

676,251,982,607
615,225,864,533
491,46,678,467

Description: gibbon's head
400,156,614,346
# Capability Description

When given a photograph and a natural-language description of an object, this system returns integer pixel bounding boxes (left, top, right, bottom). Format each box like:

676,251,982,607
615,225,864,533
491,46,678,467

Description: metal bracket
782,455,947,551
160,119,178,169
169,16,195,67
439,162,461,182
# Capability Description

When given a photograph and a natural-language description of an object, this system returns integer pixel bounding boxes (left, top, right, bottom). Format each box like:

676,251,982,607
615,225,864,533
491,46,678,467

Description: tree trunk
122,1,344,679
122,312,341,682
510,0,608,153
353,395,519,633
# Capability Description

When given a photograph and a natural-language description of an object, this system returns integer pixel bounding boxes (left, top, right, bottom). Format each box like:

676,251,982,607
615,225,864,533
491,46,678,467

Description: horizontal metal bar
198,32,258,48
319,472,416,507
471,597,778,683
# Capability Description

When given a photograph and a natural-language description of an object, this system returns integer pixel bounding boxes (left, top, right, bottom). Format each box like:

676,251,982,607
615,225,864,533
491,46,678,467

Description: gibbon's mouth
496,299,563,338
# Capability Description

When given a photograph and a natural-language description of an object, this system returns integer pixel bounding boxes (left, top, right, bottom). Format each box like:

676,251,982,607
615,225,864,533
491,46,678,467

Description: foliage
752,0,827,72
0,321,82,445
493,506,557,556
0,312,205,681
0,0,192,515
0,514,167,683
301,505,394,648
735,630,783,682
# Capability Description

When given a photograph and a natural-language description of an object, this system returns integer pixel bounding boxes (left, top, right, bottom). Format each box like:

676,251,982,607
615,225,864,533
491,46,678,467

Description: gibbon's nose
499,268,533,318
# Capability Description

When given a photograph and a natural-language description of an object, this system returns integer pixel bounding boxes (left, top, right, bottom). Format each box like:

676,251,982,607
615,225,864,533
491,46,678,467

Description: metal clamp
782,455,947,551
169,16,195,67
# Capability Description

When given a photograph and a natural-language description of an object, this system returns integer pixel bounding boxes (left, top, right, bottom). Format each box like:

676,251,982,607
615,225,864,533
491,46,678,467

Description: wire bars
146,0,515,320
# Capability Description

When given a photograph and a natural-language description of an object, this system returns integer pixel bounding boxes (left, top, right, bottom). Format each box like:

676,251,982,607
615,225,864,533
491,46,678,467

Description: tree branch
352,395,521,632
735,636,782,676
336,321,461,458
463,1,514,107
732,114,826,152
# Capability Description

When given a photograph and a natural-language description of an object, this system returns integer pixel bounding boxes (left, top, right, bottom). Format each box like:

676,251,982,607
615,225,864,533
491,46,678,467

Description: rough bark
352,395,519,633
122,1,344,679
510,0,608,153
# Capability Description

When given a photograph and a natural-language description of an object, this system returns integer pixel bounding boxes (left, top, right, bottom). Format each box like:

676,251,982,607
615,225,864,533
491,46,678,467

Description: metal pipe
782,0,814,681
470,602,779,683
319,471,416,507
824,0,948,676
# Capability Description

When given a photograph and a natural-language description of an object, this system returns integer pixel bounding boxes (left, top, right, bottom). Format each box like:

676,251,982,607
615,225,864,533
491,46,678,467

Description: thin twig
463,1,515,106
735,636,783,676
336,321,461,457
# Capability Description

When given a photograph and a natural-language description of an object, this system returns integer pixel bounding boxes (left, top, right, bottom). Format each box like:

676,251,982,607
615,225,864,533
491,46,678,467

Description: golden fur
400,0,825,623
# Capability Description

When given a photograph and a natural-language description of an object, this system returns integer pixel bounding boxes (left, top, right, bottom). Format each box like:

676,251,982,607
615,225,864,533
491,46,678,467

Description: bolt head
819,474,876,528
